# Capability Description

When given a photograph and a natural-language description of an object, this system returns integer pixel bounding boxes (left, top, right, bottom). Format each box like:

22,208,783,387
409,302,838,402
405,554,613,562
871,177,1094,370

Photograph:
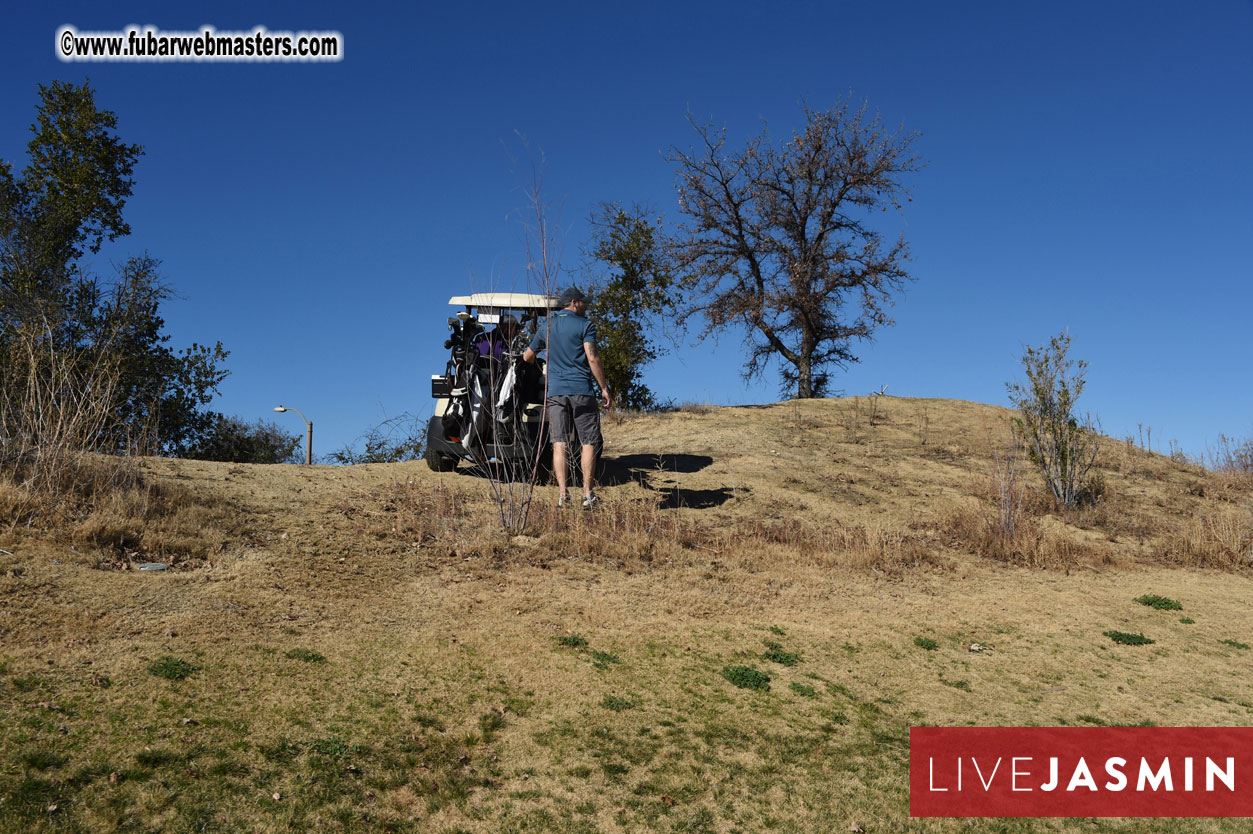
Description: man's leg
546,397,573,504
553,441,569,497
580,441,596,498
569,396,602,503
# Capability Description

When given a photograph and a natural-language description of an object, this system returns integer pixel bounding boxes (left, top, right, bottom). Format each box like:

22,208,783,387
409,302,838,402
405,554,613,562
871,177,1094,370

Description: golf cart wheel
425,446,459,472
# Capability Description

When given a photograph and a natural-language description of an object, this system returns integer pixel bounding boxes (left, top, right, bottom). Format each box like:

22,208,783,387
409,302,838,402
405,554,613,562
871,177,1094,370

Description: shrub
329,413,425,464
187,415,300,464
1104,631,1154,646
1006,331,1101,508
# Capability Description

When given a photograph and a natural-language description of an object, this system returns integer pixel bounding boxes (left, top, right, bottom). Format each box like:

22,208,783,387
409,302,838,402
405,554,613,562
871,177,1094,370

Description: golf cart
424,293,560,474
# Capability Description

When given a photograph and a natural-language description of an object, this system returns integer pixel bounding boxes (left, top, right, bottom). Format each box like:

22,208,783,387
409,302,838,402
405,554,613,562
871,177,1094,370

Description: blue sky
3,1,1250,461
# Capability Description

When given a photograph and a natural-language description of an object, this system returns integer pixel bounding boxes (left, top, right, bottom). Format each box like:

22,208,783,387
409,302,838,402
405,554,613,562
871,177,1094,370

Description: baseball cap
557,286,588,306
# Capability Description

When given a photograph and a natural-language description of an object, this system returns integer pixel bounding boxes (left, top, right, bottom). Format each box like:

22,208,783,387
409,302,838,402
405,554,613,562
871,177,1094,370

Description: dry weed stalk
989,424,1026,546
1208,434,1253,478
0,320,134,516
843,396,863,444
473,142,565,535
1160,507,1253,569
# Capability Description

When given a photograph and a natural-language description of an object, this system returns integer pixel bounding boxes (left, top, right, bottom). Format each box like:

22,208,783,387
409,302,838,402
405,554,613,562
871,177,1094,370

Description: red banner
910,727,1253,817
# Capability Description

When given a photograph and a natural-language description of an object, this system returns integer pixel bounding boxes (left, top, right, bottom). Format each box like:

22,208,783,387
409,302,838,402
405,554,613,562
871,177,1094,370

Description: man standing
522,287,612,509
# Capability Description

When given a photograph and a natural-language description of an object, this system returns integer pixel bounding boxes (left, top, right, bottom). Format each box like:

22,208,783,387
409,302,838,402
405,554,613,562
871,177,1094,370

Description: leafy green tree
90,255,230,454
1,80,143,324
1,81,228,457
587,203,677,410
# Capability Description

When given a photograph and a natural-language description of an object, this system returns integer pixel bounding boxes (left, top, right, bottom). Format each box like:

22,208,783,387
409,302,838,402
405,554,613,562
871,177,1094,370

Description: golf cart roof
448,293,561,312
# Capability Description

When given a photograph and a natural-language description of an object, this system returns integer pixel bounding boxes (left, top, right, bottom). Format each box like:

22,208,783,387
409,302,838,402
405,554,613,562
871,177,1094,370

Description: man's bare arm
522,347,537,364
585,341,612,409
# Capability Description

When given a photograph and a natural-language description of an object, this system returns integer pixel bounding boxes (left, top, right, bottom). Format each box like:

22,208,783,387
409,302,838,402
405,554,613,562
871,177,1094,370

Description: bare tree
667,99,921,398
473,142,564,535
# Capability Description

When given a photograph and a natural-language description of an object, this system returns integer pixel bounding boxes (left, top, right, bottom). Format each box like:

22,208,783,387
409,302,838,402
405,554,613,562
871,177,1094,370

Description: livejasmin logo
928,754,1235,793
909,727,1253,817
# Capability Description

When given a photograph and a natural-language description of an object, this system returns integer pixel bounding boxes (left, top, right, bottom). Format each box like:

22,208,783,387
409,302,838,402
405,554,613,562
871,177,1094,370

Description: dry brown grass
1159,506,1253,569
1,456,243,569
4,398,1253,833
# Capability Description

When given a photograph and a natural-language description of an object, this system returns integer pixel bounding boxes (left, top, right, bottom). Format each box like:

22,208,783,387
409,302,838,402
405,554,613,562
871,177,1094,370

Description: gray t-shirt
529,309,597,397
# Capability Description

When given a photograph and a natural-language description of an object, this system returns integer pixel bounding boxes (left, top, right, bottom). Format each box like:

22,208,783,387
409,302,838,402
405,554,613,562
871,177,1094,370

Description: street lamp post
274,406,312,466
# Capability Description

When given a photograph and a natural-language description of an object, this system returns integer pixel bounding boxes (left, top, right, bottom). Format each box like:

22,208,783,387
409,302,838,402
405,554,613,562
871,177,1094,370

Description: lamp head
273,406,287,413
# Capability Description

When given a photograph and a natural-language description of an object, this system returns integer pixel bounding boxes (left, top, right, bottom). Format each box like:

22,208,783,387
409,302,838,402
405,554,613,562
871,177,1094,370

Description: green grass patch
20,750,68,770
1220,639,1251,650
1180,617,1195,624
284,648,327,663
146,656,200,680
601,695,634,711
1135,594,1182,611
762,644,801,666
768,625,786,636
721,665,770,691
939,677,971,692
1104,630,1154,646
479,711,506,742
257,738,301,763
414,710,446,731
307,735,354,759
914,636,938,651
11,673,47,692
558,634,588,648
789,682,817,697
589,650,619,669
134,749,180,768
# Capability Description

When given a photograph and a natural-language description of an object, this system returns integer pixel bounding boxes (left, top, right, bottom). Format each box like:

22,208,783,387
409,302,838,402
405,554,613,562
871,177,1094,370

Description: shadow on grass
600,453,713,486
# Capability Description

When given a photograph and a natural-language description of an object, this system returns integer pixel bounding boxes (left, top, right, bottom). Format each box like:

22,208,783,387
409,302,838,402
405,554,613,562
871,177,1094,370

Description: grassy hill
2,397,1252,833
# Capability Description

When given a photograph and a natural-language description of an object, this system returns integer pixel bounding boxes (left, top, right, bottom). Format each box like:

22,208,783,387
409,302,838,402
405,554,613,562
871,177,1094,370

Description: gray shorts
546,395,601,445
